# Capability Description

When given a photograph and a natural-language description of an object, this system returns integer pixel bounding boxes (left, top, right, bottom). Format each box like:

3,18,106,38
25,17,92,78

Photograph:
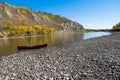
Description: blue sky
2,0,120,29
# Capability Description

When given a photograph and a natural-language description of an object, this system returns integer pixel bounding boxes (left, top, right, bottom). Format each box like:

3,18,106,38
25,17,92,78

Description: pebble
0,32,120,80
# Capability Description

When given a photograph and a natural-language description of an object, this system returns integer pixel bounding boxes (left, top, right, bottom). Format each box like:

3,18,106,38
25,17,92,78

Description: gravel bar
0,32,120,80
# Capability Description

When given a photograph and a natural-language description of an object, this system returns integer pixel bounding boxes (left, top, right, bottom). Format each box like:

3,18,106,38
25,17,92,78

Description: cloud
85,24,94,27
84,24,95,29
84,24,105,29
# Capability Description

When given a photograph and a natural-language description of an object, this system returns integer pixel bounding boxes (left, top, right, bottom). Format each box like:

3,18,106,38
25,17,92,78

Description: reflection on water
0,32,111,56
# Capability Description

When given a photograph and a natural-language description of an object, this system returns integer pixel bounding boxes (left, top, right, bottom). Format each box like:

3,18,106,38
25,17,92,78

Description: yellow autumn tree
34,25,43,34
34,25,42,30
49,27,55,33
42,29,48,35
8,30,18,37
3,20,13,30
17,26,27,33
41,25,49,35
26,26,35,36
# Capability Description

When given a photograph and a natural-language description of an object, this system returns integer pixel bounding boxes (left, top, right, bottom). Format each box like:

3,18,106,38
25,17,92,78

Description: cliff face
0,2,84,31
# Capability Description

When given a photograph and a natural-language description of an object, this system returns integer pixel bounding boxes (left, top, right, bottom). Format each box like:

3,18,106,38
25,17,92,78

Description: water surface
0,32,111,56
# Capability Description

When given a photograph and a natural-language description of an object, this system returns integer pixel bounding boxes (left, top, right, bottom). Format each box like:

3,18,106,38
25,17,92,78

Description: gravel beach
0,32,120,80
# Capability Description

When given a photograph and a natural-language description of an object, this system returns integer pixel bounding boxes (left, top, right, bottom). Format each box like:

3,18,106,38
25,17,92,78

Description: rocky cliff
0,2,84,31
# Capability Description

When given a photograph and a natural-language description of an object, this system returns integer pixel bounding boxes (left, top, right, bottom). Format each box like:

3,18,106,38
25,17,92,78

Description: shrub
0,32,3,38
42,29,48,35
21,10,28,16
4,20,13,26
49,27,55,33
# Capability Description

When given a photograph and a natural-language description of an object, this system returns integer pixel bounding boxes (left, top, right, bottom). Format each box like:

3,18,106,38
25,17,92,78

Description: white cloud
85,24,94,27
84,23,96,29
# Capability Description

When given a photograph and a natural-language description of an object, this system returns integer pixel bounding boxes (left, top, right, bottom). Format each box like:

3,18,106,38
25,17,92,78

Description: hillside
0,2,83,31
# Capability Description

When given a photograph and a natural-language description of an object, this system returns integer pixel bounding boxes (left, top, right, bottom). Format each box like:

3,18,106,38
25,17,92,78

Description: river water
0,32,111,56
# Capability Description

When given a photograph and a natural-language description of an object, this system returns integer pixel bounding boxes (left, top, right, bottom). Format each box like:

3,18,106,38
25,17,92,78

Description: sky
1,0,120,29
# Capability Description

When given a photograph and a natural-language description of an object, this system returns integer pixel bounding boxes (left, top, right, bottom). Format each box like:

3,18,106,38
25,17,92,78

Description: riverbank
0,32,120,79
0,30,75,40
0,30,97,40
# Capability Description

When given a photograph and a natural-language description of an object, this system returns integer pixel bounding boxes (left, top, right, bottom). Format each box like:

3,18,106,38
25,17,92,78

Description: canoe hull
17,44,47,49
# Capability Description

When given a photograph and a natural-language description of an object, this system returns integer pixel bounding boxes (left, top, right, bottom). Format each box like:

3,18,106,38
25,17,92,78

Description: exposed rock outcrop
0,2,84,31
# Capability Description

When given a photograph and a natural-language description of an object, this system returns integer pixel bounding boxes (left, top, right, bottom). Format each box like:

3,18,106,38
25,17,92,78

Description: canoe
17,44,47,49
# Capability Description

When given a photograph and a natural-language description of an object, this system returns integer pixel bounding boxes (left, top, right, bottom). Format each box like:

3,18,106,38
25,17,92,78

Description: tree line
0,19,55,38
111,22,120,31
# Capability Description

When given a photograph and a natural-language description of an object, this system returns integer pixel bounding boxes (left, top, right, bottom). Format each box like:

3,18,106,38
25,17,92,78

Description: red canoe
17,44,47,49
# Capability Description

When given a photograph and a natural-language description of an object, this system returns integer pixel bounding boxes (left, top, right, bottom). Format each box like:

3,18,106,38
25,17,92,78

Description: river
0,32,111,56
